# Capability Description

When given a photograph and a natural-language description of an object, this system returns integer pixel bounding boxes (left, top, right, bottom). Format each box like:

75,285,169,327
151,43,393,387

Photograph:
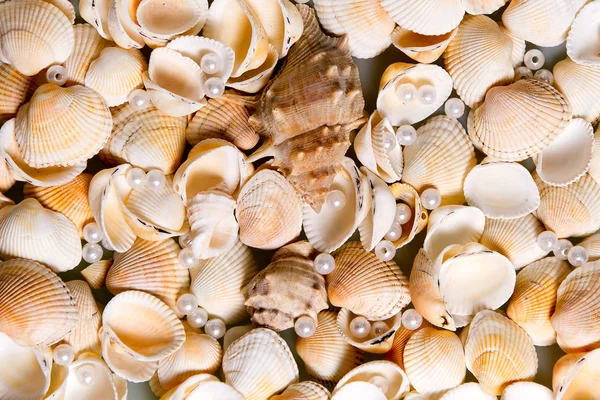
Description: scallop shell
23,173,94,238
388,183,428,249
358,167,396,251
464,310,538,396
271,382,331,400
136,0,208,40
106,238,190,315
498,23,527,68
0,62,33,124
502,382,554,400
81,260,112,289
331,382,387,400
554,57,600,124
328,242,411,320
236,169,303,250
226,43,279,93
464,161,540,219
479,213,547,269
0,157,15,193
223,328,299,400
380,0,464,36
444,15,515,108
333,361,410,400
63,24,108,86
551,261,600,353
162,374,243,400
296,310,365,385
63,281,102,356
403,327,466,397
462,0,507,14
377,63,453,126
403,116,476,206
553,349,600,400
0,258,79,347
440,383,497,400
0,0,74,76
190,240,258,325
467,79,572,162
391,26,456,64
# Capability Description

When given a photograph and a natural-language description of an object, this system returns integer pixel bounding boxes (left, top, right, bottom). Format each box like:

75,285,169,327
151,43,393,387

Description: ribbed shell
391,26,456,64
100,327,159,383
554,58,600,124
271,382,331,400
0,258,78,347
81,259,112,289
0,158,15,193
380,0,464,36
63,280,102,355
553,349,600,400
440,383,497,400
579,233,600,262
64,24,108,86
328,242,411,320
358,167,396,252
385,321,431,370
0,62,32,124
389,183,428,249
334,360,410,400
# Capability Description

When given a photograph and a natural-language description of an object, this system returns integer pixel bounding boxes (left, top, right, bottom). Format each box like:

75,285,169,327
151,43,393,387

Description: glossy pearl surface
76,365,96,386
187,307,208,329
205,318,226,339
417,84,436,105
53,344,75,366
371,321,389,337
524,49,545,70
82,243,103,263
567,246,589,267
394,203,412,224
384,222,402,242
178,232,192,249
178,248,198,269
200,53,222,75
382,130,397,151
553,239,573,261
176,293,198,315
314,253,335,275
146,169,166,189
326,190,346,210
402,309,423,330
396,83,417,104
396,125,417,146
126,167,146,189
204,77,225,99
514,66,533,82
128,89,150,111
46,65,68,86
421,188,441,210
83,222,103,244
534,69,554,85
537,231,558,252
375,240,396,262
444,98,465,119
294,315,316,338
349,316,371,339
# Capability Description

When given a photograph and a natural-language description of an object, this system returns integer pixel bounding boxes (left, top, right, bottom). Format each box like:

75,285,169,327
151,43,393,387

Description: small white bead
178,232,193,249
176,293,198,315
82,243,103,263
126,167,146,189
417,84,437,105
534,69,554,85
128,89,151,111
205,318,226,339
294,315,316,338
349,316,371,339
394,203,412,225
553,239,573,261
187,307,208,329
178,248,198,269
396,83,417,104
382,130,397,151
421,188,441,210
46,65,68,86
369,375,389,394
326,190,346,210
101,237,114,251
537,230,558,252
384,222,402,242
204,77,225,99
396,125,417,146
524,49,545,70
83,222,104,244
402,309,423,331
76,365,96,386
375,240,396,262
53,344,75,366
314,253,335,275
567,246,589,267
371,321,389,337
200,53,222,75
514,66,533,82
146,169,166,189
444,98,465,119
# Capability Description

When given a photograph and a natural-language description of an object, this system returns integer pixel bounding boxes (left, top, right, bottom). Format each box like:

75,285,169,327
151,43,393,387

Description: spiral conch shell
553,348,600,400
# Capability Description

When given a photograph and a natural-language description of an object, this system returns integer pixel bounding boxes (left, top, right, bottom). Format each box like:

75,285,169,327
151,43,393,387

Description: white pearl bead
534,69,554,85
444,98,465,119
126,167,146,189
369,375,389,394
204,77,225,99
396,83,417,104
314,253,335,275
553,239,573,261
176,293,198,315
53,344,75,366
384,222,402,242
396,125,417,146
187,307,208,329
349,316,371,339
567,246,589,267
83,222,104,244
205,318,226,339
371,321,389,337
382,130,397,151
178,232,192,249
294,315,316,338
421,188,441,210
101,237,114,251
326,190,346,210
417,84,437,105
128,89,151,111
394,203,412,225
524,49,545,70
402,309,423,330
146,169,166,189
82,243,103,263
375,240,396,262
178,248,198,269
514,66,533,82
200,53,222,75
46,65,68,86
76,365,96,386
537,230,558,252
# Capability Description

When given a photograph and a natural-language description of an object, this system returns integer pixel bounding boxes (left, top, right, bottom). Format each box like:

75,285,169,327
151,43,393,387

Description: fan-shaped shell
462,0,507,14
440,383,497,400
498,23,526,68
553,349,600,400
358,167,396,251
63,280,102,356
567,1,600,68
81,259,112,289
384,319,431,370
64,24,108,86
0,158,15,193
136,0,208,40
392,27,456,64
388,183,428,249
381,0,464,36
502,381,554,400
161,374,243,400
337,309,400,354
579,233,600,262
554,58,600,124
271,382,331,400
332,382,386,400
0,62,32,124
333,361,410,400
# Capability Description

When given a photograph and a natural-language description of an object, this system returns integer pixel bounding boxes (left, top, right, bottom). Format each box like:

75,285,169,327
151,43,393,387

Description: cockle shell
403,327,466,397
135,0,208,41
444,15,514,108
0,258,78,347
553,349,600,400
462,0,507,14
166,35,235,83
0,0,74,76
403,116,476,206
99,328,158,383
502,381,554,400
554,58,600,124
223,328,299,400
391,26,456,64
358,167,396,251
333,361,410,400
381,0,464,36
23,172,94,238
331,382,386,400
63,281,102,356
337,308,400,354
271,382,331,400
385,319,432,369
161,374,243,400
498,23,526,68
296,310,365,385
243,241,328,331
0,158,15,193
389,183,428,249
81,259,112,289
0,198,81,272
227,43,279,94
0,62,33,124
551,261,600,353
328,242,411,320
440,383,497,400
567,1,600,67
63,24,108,86
190,240,258,325
465,310,538,396
223,326,253,353
579,233,600,262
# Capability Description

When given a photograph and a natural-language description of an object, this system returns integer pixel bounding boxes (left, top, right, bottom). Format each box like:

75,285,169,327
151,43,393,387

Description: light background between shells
20,1,568,398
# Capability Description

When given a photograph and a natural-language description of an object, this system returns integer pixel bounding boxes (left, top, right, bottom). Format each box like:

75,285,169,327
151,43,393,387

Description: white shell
100,328,159,383
566,0,600,67
554,57,600,124
380,0,464,36
440,383,497,400
166,35,235,82
502,382,553,400
554,348,600,400
462,0,507,15
331,381,387,400
391,26,456,64
358,167,396,251
333,361,410,400
226,44,279,94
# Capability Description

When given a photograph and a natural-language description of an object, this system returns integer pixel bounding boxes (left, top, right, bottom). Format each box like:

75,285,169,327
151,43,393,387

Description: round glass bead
46,65,68,86
326,190,346,210
53,344,75,366
205,318,226,339
369,375,389,394
178,248,198,269
82,243,103,263
314,253,335,275
187,307,208,329
417,85,437,105
204,77,225,99
537,230,558,252
371,321,389,337
524,49,545,70
76,365,96,386
402,309,423,331
128,89,151,111
396,83,417,104
384,222,402,242
382,130,397,151
514,66,533,82
421,188,442,210
396,125,417,146
176,293,198,315
200,53,222,75
567,246,589,267
534,69,554,85
375,240,396,262
553,239,573,261
349,316,371,339
444,98,465,119
83,222,103,244
101,237,114,251
178,232,193,249
126,167,146,189
294,315,316,338
146,169,166,189
394,203,412,225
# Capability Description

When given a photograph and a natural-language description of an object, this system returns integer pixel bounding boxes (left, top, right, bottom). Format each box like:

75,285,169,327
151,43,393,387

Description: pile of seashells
1,0,600,399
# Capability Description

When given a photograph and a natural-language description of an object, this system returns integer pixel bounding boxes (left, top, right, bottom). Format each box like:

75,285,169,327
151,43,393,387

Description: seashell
296,310,365,385
0,157,15,193
331,382,386,400
388,183,428,249
0,0,74,76
243,241,328,331
467,79,572,162
84,47,147,107
0,258,79,347
161,374,243,400
313,0,394,58
79,0,111,41
380,0,464,36
223,325,253,353
358,167,396,251
100,103,187,175
354,111,403,183
444,15,514,108
63,281,102,356
501,0,587,47
333,361,410,400
553,348,600,400
440,383,497,400
554,57,600,124
377,63,453,126
403,116,476,206
551,261,600,353
479,213,547,269
507,257,571,346
498,23,527,68
403,327,466,397
0,332,52,400
464,161,540,219
106,238,190,315
0,62,33,124
81,260,112,289
579,232,600,262
464,310,538,396
63,24,108,86
166,35,235,83
385,319,432,369
0,198,81,272
303,158,370,253
226,44,279,93
391,26,456,64
462,0,507,15
337,308,400,354
23,172,94,238
223,328,299,400
271,382,331,400
236,169,303,250
502,381,554,400
16,83,112,168
105,0,145,49
43,0,76,23
191,240,258,325
136,0,209,41
328,242,411,320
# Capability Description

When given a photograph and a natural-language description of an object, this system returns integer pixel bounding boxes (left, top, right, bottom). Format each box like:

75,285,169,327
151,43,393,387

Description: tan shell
333,361,410,400
226,43,279,94
465,310,538,396
441,383,497,400
553,349,600,400
579,233,600,262
296,310,365,385
498,23,526,68
328,242,411,320
462,0,507,14
0,258,78,347
243,241,328,331
358,167,396,251
0,157,15,193
337,308,400,354
161,374,243,400
0,62,33,124
554,57,600,125
63,24,108,86
391,26,456,64
81,259,113,290
384,319,431,370
63,280,102,355
381,0,464,36
389,183,429,249
271,382,331,400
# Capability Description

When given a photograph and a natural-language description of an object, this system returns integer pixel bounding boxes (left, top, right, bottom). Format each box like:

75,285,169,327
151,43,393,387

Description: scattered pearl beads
537,230,558,252
82,243,103,263
369,375,389,394
375,240,396,262
553,239,573,261
179,232,193,249
204,318,226,339
567,246,589,267
314,253,335,275
187,307,208,329
178,248,198,269
294,315,316,338
396,83,417,104
394,203,412,224
76,365,96,386
370,321,389,337
382,130,397,151
384,222,402,241
200,53,222,75
421,188,441,210
534,69,554,85
396,125,417,146
128,89,151,111
126,167,146,189
417,85,436,105
444,98,465,119
46,65,68,86
146,169,166,189
204,77,225,99
524,49,545,70
326,190,346,210
514,66,533,82
53,344,75,366
349,316,371,339
83,222,103,244
402,309,423,331
176,293,198,315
